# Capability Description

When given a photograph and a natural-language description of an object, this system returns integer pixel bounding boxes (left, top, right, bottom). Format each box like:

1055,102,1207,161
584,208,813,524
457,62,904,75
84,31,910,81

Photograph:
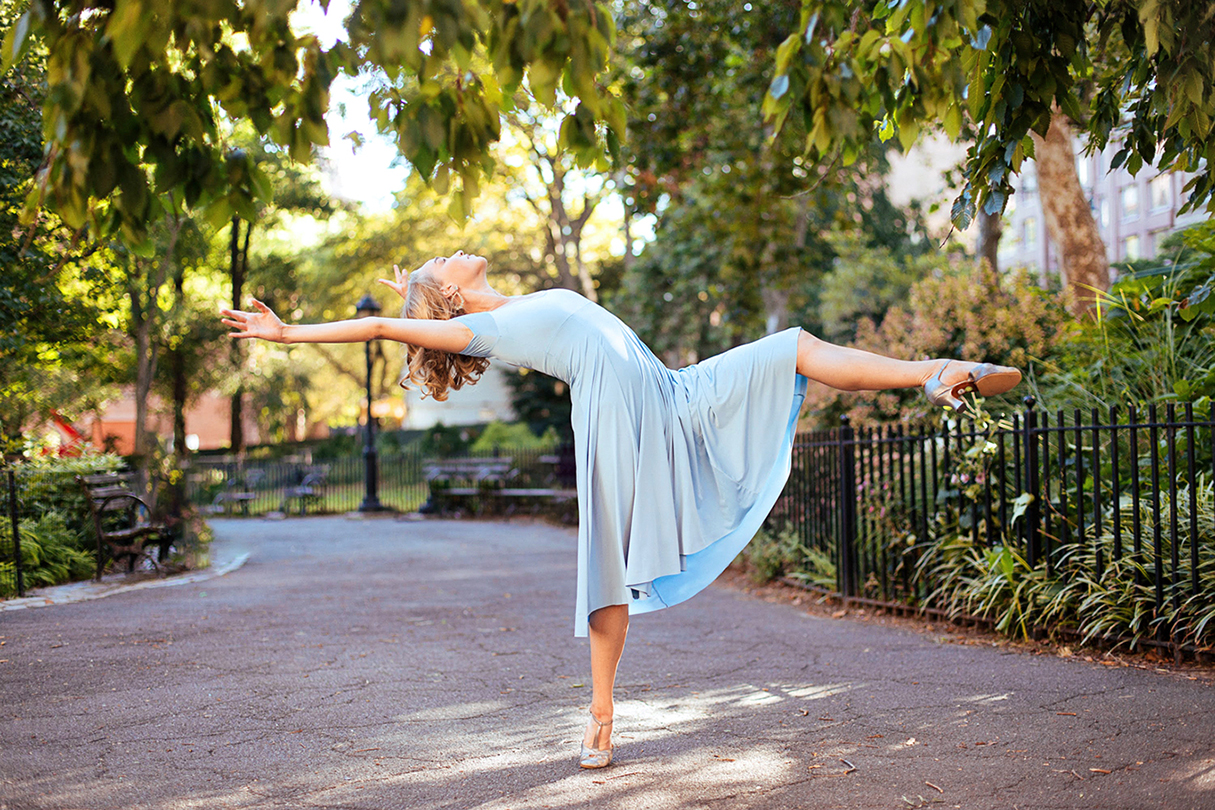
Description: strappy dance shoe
579,711,613,769
923,360,1022,413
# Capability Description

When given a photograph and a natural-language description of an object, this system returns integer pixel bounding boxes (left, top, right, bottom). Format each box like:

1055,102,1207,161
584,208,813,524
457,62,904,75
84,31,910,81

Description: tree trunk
1030,111,1110,316
130,216,180,462
229,218,246,453
976,208,1003,273
168,262,188,520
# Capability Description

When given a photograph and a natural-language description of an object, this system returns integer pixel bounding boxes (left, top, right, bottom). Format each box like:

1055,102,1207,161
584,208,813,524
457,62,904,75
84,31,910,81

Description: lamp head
355,293,382,319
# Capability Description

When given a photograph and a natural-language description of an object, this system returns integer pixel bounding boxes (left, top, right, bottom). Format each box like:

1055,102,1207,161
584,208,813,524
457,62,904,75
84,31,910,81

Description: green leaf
775,33,801,73
1,10,32,74
944,103,962,140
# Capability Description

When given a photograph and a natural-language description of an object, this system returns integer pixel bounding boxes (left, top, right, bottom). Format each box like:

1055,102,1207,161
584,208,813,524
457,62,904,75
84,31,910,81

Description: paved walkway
0,516,1212,810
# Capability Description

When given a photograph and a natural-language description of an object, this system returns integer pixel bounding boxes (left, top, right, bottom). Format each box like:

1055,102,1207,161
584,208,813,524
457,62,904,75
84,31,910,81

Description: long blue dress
454,289,808,637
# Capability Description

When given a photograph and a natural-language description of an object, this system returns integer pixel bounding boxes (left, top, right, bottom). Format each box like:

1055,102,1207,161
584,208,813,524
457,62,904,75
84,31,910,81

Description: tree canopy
2,0,620,239
763,0,1215,229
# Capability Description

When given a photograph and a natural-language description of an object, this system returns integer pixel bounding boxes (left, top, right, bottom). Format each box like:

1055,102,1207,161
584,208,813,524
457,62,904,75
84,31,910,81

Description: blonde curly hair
399,272,490,401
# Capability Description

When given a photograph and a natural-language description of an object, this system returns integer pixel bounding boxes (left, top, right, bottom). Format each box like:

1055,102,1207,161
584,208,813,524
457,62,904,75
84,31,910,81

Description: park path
0,516,1212,810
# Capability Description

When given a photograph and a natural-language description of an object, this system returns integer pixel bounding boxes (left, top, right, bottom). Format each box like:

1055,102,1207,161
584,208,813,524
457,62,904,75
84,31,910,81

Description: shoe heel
923,361,969,412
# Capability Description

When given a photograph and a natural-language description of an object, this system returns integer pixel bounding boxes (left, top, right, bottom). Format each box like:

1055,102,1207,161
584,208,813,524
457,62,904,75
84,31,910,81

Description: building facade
998,140,1205,276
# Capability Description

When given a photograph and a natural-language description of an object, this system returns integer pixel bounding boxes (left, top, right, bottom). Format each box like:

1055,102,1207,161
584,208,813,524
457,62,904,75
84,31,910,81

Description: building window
1150,228,1171,258
1150,174,1171,211
1099,198,1110,228
1121,185,1140,220
1023,217,1037,246
1076,156,1091,187
1123,235,1141,260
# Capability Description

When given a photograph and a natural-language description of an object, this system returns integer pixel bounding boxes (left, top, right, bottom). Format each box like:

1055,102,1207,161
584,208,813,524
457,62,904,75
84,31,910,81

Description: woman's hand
221,299,286,342
377,264,408,301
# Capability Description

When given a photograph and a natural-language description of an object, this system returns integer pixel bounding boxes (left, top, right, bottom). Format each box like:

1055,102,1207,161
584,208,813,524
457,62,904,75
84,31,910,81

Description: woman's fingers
252,298,272,313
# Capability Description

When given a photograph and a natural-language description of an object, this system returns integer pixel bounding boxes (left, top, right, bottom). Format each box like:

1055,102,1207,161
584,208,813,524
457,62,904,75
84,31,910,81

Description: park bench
278,465,329,515
422,454,578,521
77,473,173,578
422,457,516,515
495,453,577,521
207,469,265,515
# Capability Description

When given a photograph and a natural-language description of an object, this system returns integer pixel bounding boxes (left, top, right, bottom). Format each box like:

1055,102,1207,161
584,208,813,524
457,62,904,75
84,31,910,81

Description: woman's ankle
589,703,613,724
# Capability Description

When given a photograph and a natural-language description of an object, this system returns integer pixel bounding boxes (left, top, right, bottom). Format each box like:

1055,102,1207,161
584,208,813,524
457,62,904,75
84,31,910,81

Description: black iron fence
1,469,24,597
771,399,1215,638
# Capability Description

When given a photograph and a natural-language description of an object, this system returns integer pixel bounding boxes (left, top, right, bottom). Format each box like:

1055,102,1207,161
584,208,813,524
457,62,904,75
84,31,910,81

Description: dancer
221,250,1020,769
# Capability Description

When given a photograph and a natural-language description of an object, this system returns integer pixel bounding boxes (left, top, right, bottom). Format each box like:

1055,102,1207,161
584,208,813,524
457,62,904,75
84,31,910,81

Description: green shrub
740,524,818,584
0,510,95,596
1030,221,1215,413
470,421,559,453
910,476,1215,651
808,262,1066,428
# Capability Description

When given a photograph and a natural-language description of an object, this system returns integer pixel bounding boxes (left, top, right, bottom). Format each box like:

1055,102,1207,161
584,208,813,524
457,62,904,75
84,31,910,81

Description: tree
0,14,114,451
764,0,1215,314
2,0,621,238
612,1,926,360
505,102,610,300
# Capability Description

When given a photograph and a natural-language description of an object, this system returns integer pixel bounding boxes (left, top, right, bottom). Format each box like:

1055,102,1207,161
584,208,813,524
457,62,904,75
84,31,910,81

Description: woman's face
413,250,488,293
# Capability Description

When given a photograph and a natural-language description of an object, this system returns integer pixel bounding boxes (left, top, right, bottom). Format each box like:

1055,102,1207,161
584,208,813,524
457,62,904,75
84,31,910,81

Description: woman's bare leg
585,604,629,749
796,331,974,392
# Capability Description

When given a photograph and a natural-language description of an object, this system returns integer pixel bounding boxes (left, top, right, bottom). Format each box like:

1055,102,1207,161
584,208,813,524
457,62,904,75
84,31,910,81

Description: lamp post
355,293,386,512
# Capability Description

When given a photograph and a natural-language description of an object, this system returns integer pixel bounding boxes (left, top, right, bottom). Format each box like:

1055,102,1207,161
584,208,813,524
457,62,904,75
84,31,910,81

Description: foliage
817,231,946,343
470,421,558,453
811,261,1066,427
0,510,95,595
0,21,118,447
418,422,476,458
614,1,930,362
11,454,123,535
910,476,1215,652
3,0,620,236
739,523,814,585
764,0,1215,229
1030,221,1215,412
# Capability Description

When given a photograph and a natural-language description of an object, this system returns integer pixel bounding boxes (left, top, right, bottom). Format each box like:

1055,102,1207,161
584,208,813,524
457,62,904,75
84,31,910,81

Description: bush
910,476,1215,651
470,421,559,453
11,454,124,536
739,524,812,584
1029,223,1215,413
807,262,1066,428
0,510,95,596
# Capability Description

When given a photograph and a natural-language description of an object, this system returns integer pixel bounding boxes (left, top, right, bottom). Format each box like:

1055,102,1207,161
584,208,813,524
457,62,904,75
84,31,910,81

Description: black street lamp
355,293,387,512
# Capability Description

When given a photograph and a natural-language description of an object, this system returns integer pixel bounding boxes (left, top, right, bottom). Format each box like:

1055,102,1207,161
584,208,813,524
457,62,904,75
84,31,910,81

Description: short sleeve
452,311,499,358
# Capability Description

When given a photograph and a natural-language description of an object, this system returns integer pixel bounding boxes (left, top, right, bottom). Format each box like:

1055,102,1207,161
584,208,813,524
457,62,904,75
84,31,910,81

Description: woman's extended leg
795,331,1003,393
584,604,629,756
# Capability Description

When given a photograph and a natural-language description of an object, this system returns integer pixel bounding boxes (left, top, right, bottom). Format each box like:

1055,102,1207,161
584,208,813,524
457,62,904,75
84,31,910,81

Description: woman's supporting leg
796,331,967,392
585,604,629,750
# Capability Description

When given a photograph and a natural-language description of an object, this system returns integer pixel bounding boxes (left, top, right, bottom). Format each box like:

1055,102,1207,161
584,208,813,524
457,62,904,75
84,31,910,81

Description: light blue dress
454,289,808,637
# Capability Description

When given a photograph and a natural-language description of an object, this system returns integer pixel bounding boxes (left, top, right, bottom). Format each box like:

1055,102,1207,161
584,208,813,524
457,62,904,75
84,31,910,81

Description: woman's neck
461,286,513,313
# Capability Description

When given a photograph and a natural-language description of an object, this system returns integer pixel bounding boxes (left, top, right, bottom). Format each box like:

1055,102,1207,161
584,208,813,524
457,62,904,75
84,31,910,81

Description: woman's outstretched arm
221,299,473,353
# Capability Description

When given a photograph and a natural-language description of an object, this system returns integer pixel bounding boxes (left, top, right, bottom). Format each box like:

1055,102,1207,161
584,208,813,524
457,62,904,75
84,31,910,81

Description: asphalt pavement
0,516,1212,810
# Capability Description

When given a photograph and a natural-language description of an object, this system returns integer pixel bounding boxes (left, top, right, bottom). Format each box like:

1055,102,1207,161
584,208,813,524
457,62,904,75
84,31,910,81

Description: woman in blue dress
221,250,1020,769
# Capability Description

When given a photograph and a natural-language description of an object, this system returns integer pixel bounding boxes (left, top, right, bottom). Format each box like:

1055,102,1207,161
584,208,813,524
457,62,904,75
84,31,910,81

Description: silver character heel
579,711,613,769
923,360,1022,413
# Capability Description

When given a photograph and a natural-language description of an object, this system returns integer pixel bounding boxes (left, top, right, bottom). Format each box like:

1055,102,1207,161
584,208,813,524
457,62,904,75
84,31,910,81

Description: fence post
1022,396,1041,565
837,415,858,597
7,468,23,598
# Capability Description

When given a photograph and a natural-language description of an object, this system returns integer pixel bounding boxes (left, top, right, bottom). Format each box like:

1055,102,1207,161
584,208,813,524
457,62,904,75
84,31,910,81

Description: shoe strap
588,710,613,729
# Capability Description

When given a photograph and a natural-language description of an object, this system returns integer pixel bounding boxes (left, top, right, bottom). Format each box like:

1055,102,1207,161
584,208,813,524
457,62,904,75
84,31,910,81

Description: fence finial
1022,395,1037,410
